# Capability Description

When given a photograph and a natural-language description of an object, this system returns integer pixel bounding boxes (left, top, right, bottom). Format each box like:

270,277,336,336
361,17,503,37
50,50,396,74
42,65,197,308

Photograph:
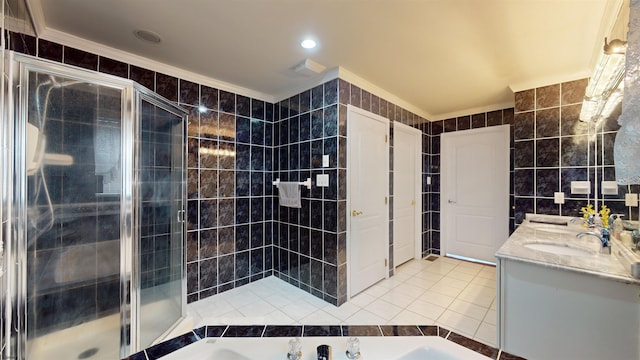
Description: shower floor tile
186,256,498,347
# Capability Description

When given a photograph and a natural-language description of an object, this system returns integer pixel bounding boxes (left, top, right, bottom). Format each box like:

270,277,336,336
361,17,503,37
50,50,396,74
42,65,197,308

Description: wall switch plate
322,155,330,168
426,176,432,185
571,181,591,194
317,174,329,187
554,192,565,204
625,193,638,207
601,181,618,195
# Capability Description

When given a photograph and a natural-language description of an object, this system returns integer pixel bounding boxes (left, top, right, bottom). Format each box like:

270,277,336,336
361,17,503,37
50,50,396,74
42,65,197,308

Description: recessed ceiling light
133,29,162,44
301,39,316,49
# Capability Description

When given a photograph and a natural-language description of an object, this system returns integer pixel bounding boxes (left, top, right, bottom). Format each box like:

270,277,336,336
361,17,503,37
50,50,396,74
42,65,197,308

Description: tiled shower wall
5,32,277,303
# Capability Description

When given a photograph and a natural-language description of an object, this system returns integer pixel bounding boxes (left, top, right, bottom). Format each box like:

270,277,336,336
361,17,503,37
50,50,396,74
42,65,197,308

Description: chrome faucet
577,228,611,254
571,214,595,227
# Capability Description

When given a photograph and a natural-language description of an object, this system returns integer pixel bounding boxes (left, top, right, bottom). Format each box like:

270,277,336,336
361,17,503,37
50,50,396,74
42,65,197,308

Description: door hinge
385,258,388,266
384,134,388,143
385,196,388,205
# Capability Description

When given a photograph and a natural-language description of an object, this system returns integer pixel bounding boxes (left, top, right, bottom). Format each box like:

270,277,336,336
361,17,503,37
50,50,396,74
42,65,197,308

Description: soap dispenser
611,214,624,239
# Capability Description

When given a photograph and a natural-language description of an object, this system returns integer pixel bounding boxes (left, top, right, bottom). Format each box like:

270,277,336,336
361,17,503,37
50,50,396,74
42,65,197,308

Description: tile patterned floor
187,256,498,347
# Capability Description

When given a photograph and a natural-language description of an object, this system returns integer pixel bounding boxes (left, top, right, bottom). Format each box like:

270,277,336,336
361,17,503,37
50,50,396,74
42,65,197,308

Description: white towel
278,182,302,208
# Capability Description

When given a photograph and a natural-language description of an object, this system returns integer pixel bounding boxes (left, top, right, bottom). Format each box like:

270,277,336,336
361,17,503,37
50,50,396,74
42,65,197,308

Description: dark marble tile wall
272,80,345,305
183,84,275,302
513,79,633,224
273,79,430,305
427,109,515,252
6,31,276,304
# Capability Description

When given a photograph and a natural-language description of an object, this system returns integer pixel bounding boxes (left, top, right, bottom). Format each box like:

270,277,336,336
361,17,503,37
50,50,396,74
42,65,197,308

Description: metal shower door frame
2,52,187,359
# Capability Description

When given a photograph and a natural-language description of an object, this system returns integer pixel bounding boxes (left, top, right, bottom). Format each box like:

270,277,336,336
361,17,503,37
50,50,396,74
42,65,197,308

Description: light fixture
133,29,162,44
198,105,207,113
300,39,316,49
579,38,627,122
199,147,235,157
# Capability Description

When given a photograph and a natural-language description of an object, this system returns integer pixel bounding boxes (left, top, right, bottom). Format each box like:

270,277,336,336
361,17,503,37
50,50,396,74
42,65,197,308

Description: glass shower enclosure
1,52,187,359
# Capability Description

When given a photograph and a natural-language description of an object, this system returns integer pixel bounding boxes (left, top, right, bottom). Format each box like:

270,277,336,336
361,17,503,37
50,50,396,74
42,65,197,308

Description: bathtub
159,336,491,360
128,325,520,360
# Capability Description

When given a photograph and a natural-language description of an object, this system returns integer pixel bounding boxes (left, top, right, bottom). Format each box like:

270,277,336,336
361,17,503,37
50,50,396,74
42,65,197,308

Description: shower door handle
177,210,186,223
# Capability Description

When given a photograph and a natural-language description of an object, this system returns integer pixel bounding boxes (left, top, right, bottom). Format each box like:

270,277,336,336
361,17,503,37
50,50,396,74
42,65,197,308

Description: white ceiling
24,0,623,120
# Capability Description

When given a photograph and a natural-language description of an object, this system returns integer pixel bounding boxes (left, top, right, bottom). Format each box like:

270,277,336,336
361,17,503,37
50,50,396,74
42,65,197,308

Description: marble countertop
496,215,640,285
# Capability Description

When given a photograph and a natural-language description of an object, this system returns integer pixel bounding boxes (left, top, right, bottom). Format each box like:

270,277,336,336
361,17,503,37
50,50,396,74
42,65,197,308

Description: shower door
134,92,186,350
2,52,187,360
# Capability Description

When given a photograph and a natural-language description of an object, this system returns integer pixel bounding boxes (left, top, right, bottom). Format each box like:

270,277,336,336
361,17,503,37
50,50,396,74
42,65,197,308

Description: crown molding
337,66,433,121
33,26,276,103
428,101,516,122
509,71,591,93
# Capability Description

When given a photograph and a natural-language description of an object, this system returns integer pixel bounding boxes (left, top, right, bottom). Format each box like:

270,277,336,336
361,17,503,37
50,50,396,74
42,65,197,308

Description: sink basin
524,242,595,256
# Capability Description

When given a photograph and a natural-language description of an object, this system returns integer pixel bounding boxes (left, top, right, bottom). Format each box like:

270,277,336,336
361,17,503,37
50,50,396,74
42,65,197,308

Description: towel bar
272,177,312,190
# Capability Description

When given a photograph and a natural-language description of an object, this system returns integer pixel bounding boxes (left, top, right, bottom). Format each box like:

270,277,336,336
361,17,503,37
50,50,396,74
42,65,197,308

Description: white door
441,125,509,264
348,105,389,297
393,122,421,267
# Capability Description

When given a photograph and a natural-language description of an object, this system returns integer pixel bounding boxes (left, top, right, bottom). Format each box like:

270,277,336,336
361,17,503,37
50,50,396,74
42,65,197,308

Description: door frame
440,125,510,264
392,122,423,266
346,105,390,299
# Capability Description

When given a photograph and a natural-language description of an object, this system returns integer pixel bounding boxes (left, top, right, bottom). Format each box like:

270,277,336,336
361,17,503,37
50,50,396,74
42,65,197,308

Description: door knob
411,200,416,206
352,210,363,216
448,200,456,204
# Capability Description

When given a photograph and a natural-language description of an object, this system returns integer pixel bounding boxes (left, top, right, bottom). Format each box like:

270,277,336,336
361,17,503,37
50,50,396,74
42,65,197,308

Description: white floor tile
345,309,387,325
413,269,444,282
363,283,390,298
483,308,497,326
474,322,497,347
420,290,456,308
471,276,497,288
237,300,277,318
447,299,489,321
349,292,377,307
438,276,471,290
388,310,435,325
187,257,499,343
263,310,298,325
477,267,497,279
436,310,481,338
299,310,342,325
321,302,362,321
281,300,321,321
429,282,464,298
446,270,476,282
375,276,405,289
455,262,484,275
263,293,294,308
457,287,495,308
364,299,404,321
391,283,427,298
404,276,439,289
379,291,416,308
406,299,446,320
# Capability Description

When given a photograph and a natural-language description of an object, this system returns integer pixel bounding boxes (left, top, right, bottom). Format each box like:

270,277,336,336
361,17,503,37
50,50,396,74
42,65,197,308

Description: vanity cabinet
497,258,640,360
